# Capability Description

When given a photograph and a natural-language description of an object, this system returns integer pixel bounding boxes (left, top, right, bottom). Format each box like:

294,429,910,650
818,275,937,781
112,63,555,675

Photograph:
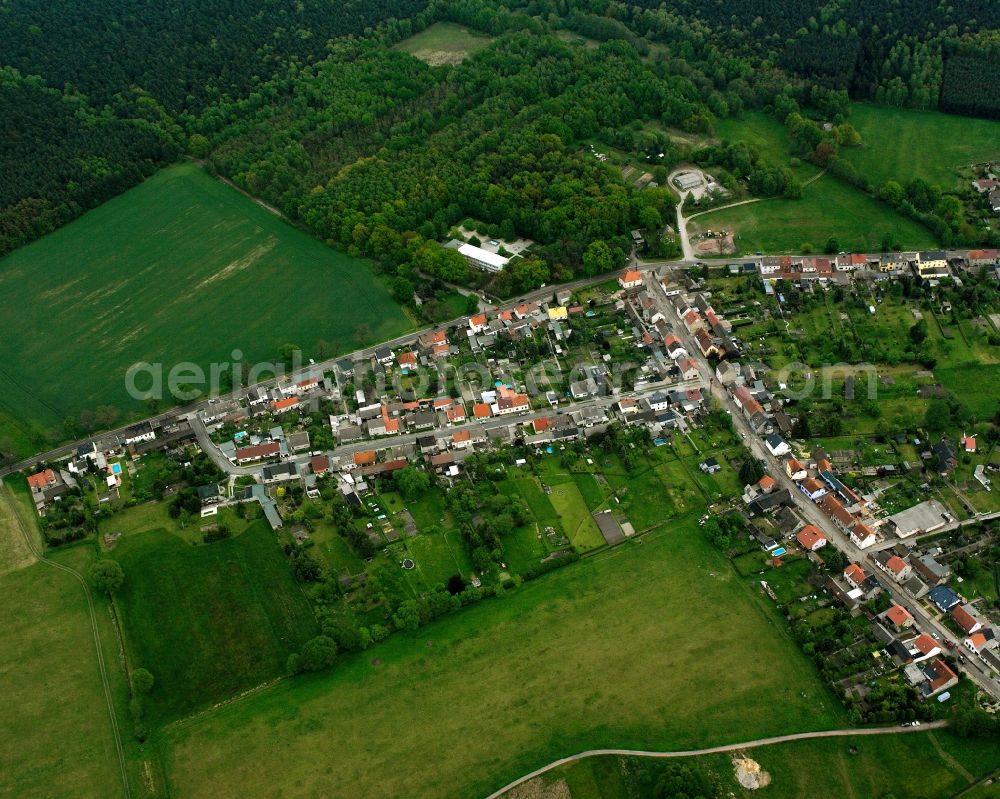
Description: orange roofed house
27,469,58,492
795,525,827,551
618,269,643,290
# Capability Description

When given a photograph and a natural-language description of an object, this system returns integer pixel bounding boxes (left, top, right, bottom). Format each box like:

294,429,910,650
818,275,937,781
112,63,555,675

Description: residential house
873,552,912,583
468,313,488,334
849,521,877,549
966,249,999,269
492,385,530,416
973,178,999,193
664,334,688,360
928,584,962,613
964,630,998,657
785,457,807,481
951,604,983,636
909,553,950,586
677,357,700,382
272,396,300,415
798,477,828,502
844,563,866,589
796,525,827,551
262,462,299,484
758,475,776,494
287,431,311,453
716,360,739,385
352,450,377,468
234,441,280,464
918,658,959,698
932,438,957,475
911,633,941,663
885,604,914,631
694,328,717,357
916,251,950,279
122,422,156,446
817,493,854,533
765,433,790,457
374,346,394,365
618,269,643,290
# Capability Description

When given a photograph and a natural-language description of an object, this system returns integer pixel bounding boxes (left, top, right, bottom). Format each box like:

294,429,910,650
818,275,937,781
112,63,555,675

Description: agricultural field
842,104,1000,189
691,172,938,255
545,730,1000,799
0,162,411,460
394,22,494,66
161,518,844,799
112,520,318,723
0,525,122,799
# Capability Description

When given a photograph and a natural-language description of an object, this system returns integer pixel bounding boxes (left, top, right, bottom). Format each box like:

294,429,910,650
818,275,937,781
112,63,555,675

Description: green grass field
394,22,493,66
114,521,318,722
692,171,939,255
0,162,411,459
548,730,1000,799
161,519,843,799
716,113,819,180
843,104,1000,189
0,556,122,798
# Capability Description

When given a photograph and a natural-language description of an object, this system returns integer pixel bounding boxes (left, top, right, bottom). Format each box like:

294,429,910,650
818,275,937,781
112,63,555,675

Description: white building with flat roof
459,243,509,273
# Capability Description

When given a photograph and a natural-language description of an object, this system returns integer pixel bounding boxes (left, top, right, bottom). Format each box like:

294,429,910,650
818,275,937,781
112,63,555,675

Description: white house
765,433,790,457
849,521,877,549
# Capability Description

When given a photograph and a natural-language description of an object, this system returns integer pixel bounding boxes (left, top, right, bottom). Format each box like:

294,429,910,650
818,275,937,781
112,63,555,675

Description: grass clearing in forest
0,162,411,460
395,22,494,66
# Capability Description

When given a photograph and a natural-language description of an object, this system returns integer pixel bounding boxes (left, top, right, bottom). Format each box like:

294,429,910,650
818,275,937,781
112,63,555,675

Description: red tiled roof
758,475,776,491
473,403,492,419
928,658,957,691
470,313,487,326
796,525,826,550
886,605,912,627
310,455,329,474
620,269,642,283
235,442,280,460
887,555,908,575
533,417,551,433
453,430,471,443
968,632,988,650
818,494,854,528
447,406,466,422
914,633,938,655
353,450,376,466
951,604,980,634
27,469,56,489
844,563,865,583
272,396,299,411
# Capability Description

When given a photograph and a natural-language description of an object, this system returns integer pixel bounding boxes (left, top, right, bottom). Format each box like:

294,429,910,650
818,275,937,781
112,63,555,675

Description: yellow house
547,306,568,321
917,251,949,278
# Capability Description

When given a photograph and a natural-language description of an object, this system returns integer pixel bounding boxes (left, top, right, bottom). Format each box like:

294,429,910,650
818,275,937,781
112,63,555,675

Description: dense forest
0,0,431,256
4,0,1000,262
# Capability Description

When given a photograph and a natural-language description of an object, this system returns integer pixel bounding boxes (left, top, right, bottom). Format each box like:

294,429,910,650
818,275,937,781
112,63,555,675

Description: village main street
641,271,1000,702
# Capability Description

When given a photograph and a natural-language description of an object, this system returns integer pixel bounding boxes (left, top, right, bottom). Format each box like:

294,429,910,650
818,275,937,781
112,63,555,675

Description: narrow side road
483,721,948,799
2,483,132,799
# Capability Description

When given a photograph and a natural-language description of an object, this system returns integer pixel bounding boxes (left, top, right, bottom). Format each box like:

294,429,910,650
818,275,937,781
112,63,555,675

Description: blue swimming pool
111,463,122,475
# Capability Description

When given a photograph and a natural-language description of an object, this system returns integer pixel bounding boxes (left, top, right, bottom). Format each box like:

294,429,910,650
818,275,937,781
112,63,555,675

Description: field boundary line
2,482,132,799
483,721,948,799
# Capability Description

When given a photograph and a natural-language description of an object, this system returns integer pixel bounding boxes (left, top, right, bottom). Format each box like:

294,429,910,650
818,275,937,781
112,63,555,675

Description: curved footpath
483,721,948,799
3,483,132,799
